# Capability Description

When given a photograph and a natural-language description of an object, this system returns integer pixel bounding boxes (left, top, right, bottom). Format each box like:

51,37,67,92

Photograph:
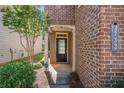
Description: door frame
55,33,68,63
48,25,76,71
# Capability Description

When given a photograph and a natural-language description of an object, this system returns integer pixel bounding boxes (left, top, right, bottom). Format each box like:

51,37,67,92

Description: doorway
56,33,68,63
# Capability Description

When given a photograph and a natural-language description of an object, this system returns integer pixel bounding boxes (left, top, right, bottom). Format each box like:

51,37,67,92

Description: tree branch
18,33,27,51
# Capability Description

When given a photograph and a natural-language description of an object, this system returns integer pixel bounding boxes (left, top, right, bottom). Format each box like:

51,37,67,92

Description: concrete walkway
33,64,72,88
47,64,72,88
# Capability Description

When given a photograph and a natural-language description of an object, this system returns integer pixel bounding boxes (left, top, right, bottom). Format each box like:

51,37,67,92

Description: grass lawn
33,52,44,62
0,52,44,66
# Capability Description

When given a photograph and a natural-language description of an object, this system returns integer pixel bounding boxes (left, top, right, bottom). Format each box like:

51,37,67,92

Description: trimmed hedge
0,61,36,88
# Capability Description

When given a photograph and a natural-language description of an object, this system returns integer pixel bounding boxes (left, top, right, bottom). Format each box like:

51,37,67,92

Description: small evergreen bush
0,61,36,88
111,80,124,88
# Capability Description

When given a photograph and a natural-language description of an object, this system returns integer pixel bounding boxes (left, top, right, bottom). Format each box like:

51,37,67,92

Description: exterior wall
99,5,124,87
45,5,75,25
49,32,56,64
45,5,74,64
75,5,124,87
0,12,43,63
75,6,101,87
45,5,124,87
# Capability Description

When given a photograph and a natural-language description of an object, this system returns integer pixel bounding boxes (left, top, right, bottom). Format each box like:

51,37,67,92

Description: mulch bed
69,72,84,88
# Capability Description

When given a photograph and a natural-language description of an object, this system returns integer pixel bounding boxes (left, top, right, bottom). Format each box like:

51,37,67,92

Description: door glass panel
58,40,65,54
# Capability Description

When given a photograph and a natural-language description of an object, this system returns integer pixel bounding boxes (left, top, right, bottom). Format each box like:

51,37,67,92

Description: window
56,33,68,38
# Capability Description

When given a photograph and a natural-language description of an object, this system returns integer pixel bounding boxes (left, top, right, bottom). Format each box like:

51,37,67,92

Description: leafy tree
1,5,49,62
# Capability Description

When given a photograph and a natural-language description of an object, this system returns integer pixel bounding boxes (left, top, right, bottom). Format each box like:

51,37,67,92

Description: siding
0,12,43,63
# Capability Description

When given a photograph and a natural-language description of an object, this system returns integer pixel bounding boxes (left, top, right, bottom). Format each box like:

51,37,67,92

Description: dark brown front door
56,38,67,63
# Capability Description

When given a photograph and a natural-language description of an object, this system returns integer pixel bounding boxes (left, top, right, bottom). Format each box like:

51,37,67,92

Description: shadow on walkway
44,64,71,88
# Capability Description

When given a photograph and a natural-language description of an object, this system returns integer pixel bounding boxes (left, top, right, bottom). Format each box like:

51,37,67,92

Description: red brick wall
75,5,124,87
99,5,124,87
45,5,75,25
45,5,124,87
75,6,101,87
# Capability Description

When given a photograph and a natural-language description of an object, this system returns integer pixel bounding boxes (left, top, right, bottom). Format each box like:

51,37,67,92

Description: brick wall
75,5,124,87
99,5,124,87
45,5,75,25
45,5,124,87
75,6,101,87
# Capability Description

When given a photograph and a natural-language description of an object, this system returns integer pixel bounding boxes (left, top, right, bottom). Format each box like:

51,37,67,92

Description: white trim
72,29,76,72
49,25,76,72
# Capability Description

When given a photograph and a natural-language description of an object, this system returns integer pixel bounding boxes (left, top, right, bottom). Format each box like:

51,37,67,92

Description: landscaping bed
0,60,36,88
111,80,124,88
0,52,45,88
0,52,44,66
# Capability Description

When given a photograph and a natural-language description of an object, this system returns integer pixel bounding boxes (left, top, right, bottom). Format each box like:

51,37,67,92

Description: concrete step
49,74,69,85
47,64,71,88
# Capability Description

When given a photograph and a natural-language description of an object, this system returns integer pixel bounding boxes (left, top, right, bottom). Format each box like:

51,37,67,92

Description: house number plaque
111,22,120,52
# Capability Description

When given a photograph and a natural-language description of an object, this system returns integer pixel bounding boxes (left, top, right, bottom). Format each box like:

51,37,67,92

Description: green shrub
33,63,42,69
111,80,124,88
0,61,36,88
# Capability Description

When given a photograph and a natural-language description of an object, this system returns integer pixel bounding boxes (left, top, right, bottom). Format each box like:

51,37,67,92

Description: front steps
46,64,71,88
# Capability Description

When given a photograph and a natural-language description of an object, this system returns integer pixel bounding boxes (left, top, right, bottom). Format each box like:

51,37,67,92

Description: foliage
0,60,36,88
111,80,124,88
33,52,44,62
33,63,42,69
0,52,44,67
2,5,49,62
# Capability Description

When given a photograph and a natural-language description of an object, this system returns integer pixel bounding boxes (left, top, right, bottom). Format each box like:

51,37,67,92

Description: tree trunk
31,39,35,62
30,45,34,63
19,33,36,63
26,37,31,62
31,38,35,62
29,38,32,62
23,35,36,63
